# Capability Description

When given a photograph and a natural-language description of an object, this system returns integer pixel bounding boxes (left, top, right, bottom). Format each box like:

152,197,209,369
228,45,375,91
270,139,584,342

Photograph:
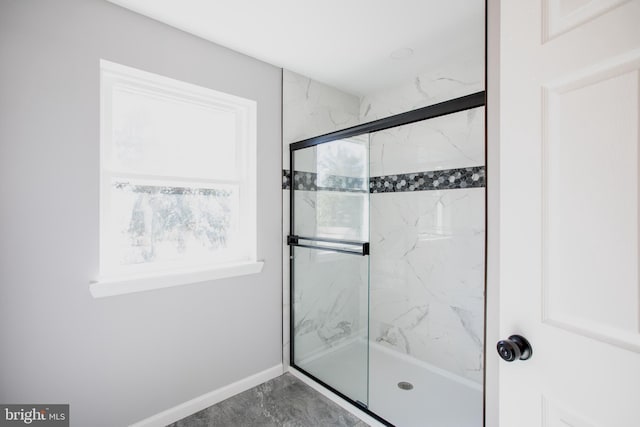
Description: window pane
110,86,238,180
107,181,240,269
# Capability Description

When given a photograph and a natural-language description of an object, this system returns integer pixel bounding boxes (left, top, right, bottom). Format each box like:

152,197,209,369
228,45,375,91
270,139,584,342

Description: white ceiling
106,0,484,96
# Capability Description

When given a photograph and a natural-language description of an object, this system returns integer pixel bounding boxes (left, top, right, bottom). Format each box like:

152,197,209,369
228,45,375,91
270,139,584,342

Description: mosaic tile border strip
283,170,367,193
283,166,486,192
370,166,485,193
283,169,291,189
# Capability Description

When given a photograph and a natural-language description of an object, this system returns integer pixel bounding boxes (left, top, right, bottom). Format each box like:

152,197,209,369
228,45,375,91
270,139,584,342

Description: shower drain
397,381,414,390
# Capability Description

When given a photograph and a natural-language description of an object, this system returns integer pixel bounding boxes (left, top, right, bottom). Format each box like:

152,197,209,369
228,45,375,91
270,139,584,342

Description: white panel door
497,1,640,426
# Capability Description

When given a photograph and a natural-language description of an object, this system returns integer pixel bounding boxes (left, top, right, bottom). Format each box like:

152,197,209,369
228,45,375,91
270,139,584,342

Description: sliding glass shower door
290,135,370,405
289,93,486,427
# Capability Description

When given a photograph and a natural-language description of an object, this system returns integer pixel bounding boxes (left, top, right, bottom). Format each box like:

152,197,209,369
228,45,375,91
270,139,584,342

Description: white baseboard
130,364,284,427
287,367,387,427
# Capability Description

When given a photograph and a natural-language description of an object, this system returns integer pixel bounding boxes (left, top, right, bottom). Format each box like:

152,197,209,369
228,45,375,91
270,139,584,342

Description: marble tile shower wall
283,59,485,384
291,184,370,364
370,102,484,384
282,70,360,170
293,243,369,363
370,107,484,176
282,70,361,367
360,53,484,122
370,189,485,384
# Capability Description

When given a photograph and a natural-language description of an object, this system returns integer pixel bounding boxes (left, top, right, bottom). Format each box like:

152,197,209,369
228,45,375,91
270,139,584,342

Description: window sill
90,261,264,298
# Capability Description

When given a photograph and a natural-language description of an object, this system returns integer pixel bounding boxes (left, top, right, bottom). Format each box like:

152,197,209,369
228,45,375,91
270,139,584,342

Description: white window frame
91,60,262,298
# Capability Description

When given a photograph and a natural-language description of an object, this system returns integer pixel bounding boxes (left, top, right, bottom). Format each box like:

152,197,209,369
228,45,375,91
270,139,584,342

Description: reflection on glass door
290,135,370,405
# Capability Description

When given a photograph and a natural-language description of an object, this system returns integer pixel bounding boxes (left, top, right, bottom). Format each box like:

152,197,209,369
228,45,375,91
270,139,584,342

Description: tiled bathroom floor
166,373,369,427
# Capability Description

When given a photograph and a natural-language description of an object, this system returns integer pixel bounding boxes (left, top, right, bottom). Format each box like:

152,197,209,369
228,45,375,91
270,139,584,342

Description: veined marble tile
370,107,485,176
283,70,360,169
370,188,485,384
360,53,484,122
292,191,318,238
283,69,360,370
292,246,369,362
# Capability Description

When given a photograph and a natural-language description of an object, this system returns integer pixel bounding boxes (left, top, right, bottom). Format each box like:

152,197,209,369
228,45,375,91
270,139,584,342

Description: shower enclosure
289,92,486,427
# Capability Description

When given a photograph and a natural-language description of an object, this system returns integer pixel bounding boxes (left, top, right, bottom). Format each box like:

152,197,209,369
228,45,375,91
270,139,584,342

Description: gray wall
0,1,282,425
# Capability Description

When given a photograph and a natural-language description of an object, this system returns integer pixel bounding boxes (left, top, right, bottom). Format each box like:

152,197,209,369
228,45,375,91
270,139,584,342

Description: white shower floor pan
297,340,482,427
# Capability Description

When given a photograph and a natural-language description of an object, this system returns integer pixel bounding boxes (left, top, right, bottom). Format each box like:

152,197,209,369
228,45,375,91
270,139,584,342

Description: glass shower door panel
292,136,369,242
291,135,370,405
292,246,369,404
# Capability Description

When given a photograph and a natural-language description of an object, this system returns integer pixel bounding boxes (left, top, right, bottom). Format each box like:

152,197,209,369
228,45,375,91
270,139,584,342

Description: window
93,60,261,297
